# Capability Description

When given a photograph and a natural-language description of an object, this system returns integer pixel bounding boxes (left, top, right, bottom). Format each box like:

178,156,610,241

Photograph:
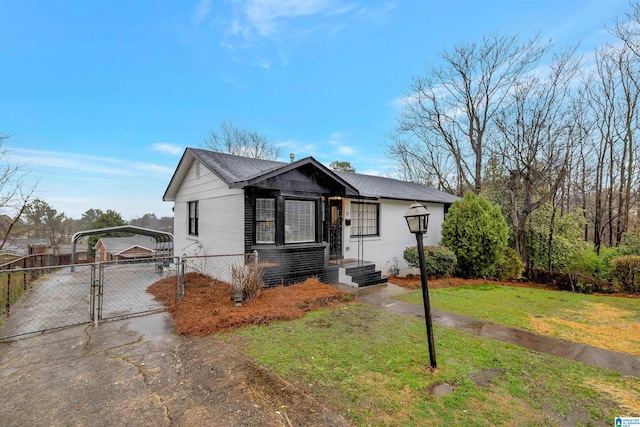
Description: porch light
403,202,437,371
404,203,430,234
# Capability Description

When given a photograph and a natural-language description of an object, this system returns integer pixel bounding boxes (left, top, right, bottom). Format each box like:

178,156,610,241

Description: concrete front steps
338,262,387,288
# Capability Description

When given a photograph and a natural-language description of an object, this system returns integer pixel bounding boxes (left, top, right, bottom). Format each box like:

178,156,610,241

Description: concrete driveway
0,313,349,427
1,263,168,341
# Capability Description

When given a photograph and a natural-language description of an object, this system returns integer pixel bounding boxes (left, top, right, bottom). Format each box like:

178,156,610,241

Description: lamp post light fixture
404,202,437,371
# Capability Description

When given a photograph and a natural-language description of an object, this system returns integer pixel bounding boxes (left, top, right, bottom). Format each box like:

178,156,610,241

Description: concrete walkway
353,283,640,378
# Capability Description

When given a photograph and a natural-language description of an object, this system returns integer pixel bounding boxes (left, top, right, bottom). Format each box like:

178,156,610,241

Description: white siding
343,199,445,277
172,160,245,257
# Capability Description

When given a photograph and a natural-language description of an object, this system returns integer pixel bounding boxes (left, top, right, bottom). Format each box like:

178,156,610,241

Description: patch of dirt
140,328,352,426
469,367,504,388
148,273,354,336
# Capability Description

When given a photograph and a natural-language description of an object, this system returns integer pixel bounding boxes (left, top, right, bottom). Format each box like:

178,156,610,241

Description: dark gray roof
190,149,284,184
169,148,458,204
334,170,459,204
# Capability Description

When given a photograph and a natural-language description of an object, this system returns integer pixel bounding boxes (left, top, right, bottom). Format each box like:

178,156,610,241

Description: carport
1,226,175,342
71,225,174,269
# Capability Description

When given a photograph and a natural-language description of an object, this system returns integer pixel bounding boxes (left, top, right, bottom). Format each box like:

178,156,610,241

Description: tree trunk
548,196,557,271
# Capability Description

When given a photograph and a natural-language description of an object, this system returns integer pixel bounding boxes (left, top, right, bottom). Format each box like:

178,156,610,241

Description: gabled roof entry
242,156,359,196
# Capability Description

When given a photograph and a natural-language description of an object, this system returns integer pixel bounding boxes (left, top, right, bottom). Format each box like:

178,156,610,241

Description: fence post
5,271,10,316
176,257,185,302
96,263,104,323
90,264,96,322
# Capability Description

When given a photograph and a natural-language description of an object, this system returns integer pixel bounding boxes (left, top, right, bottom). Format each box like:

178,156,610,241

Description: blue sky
0,0,631,220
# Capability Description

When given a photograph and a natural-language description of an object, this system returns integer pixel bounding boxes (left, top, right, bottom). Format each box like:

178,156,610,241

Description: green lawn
229,305,640,426
396,284,640,355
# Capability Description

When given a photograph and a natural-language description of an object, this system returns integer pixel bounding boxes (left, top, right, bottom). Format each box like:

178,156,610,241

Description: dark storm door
329,200,343,260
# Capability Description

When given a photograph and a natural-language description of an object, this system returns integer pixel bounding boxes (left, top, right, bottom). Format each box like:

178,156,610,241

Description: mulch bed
148,273,354,336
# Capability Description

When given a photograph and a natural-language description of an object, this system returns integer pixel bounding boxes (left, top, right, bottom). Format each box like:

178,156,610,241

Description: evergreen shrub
403,246,457,278
441,192,508,278
494,248,524,281
610,255,640,294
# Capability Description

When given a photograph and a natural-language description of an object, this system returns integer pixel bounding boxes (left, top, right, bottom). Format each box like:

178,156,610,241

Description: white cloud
245,0,334,36
354,2,396,24
194,0,212,26
255,57,272,70
390,93,413,111
337,145,355,155
328,131,344,145
275,139,319,159
136,163,176,174
217,1,397,70
324,132,354,156
225,0,365,45
5,148,176,219
7,148,173,177
152,143,183,155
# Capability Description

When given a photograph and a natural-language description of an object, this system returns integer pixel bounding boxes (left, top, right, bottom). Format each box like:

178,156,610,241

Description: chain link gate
93,257,178,322
0,257,181,342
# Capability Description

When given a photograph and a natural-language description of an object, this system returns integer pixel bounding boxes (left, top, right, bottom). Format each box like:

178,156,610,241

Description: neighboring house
163,148,459,287
1,238,50,256
94,236,159,262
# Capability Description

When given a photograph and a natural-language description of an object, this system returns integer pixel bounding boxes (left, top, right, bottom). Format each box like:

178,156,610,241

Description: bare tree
583,50,616,251
610,10,640,243
385,134,443,188
0,134,35,250
388,33,550,195
203,120,280,160
611,2,640,59
584,39,640,249
493,49,581,269
614,43,640,244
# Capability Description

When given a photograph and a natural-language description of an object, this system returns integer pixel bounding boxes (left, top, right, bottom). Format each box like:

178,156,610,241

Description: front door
329,200,343,260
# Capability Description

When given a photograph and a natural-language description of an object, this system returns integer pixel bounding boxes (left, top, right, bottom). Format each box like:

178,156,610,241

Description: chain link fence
0,253,268,342
0,257,180,342
1,265,52,317
0,264,91,340
182,252,257,284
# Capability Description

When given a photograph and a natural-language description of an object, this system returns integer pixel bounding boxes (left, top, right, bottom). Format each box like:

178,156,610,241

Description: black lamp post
404,202,437,371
